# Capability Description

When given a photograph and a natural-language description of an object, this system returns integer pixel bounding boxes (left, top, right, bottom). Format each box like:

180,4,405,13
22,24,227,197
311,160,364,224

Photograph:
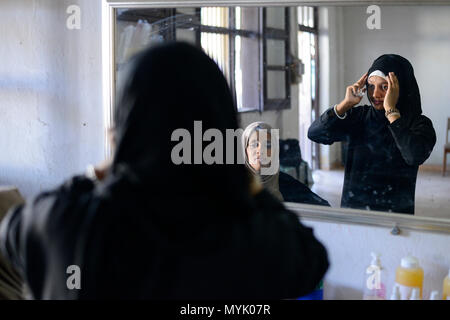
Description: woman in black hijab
0,42,328,299
308,54,436,214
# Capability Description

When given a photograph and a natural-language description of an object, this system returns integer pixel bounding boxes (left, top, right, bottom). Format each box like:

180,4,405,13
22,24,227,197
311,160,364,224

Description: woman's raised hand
384,72,400,111
346,73,368,106
93,159,112,181
336,73,368,116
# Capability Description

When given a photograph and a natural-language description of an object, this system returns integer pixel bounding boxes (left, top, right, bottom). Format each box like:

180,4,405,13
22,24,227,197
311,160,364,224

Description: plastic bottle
410,288,421,300
363,252,386,300
429,291,440,300
390,285,401,300
394,256,424,300
443,268,450,300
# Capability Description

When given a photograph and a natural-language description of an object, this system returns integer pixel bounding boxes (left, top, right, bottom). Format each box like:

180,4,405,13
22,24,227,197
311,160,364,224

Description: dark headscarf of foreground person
308,54,436,214
0,42,328,299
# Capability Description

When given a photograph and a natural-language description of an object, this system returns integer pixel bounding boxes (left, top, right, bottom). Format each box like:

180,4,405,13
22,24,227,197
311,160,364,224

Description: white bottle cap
429,291,440,300
390,285,401,300
401,256,420,269
410,288,421,300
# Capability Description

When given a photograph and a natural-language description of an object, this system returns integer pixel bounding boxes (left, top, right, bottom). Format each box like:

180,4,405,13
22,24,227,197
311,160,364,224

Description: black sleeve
274,209,329,298
0,204,25,274
0,205,25,300
388,115,437,166
308,106,366,145
279,172,331,207
253,190,329,298
0,175,95,299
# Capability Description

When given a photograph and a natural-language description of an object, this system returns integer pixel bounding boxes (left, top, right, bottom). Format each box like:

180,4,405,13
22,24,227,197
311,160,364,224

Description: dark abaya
308,54,436,214
0,42,328,299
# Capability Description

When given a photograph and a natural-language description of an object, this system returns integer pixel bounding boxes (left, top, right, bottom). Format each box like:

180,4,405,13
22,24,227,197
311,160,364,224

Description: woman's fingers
356,74,368,87
386,73,393,90
391,72,399,87
350,84,363,98
388,72,399,90
357,72,368,84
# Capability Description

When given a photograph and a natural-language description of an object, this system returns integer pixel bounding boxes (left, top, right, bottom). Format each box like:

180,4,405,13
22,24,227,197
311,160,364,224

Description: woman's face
367,75,389,110
246,130,272,172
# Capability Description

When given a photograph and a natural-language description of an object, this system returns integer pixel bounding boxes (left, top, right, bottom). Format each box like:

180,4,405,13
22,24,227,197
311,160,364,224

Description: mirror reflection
115,5,450,219
308,55,435,215
242,121,331,206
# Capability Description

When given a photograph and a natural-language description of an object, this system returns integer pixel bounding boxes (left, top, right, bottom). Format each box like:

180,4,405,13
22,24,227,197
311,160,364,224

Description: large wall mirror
102,0,450,232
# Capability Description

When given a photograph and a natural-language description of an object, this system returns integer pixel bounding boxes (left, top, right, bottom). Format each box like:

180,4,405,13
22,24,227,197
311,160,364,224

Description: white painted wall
0,0,105,199
341,5,450,166
318,7,345,169
303,218,450,300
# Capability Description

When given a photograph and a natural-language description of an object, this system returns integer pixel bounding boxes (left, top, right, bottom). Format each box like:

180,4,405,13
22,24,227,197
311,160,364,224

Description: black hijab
366,54,422,123
362,54,422,154
107,42,252,225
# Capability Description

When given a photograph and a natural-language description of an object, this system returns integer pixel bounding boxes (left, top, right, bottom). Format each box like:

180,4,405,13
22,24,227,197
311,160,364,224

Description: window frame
298,6,320,169
262,7,291,111
116,7,291,113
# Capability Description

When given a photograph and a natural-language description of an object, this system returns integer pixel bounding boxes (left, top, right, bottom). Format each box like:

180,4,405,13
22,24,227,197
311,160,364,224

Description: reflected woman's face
367,75,389,110
246,130,272,172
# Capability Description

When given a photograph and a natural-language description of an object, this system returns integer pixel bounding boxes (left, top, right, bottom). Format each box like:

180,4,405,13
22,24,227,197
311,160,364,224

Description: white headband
368,70,386,79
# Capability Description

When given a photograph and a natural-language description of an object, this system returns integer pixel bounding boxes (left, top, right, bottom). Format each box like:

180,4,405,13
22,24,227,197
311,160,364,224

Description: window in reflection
262,7,291,110
200,7,229,28
298,6,319,170
116,7,291,113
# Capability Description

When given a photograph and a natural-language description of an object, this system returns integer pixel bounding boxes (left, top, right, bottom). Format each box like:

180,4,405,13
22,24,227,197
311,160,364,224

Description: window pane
267,71,286,99
201,7,229,28
298,30,316,166
298,7,303,25
201,33,230,82
236,7,260,32
298,6,315,28
308,7,314,28
235,36,260,110
266,7,285,30
303,7,308,27
266,39,285,66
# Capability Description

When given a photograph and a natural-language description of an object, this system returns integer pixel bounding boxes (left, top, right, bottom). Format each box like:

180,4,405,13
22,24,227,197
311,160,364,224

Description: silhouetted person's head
111,42,251,212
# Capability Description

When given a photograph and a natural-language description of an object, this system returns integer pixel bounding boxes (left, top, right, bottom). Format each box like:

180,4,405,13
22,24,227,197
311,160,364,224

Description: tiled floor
310,168,450,219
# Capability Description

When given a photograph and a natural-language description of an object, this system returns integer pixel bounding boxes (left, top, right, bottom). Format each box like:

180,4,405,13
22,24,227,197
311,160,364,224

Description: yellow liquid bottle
443,269,450,300
394,256,424,299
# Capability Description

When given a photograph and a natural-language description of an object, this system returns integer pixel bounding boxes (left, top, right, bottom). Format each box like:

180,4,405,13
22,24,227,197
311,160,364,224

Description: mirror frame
102,0,450,234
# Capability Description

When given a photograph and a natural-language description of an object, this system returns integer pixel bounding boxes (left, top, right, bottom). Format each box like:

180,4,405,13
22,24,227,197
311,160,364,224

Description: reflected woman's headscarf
363,54,423,155
366,54,422,122
242,122,283,201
